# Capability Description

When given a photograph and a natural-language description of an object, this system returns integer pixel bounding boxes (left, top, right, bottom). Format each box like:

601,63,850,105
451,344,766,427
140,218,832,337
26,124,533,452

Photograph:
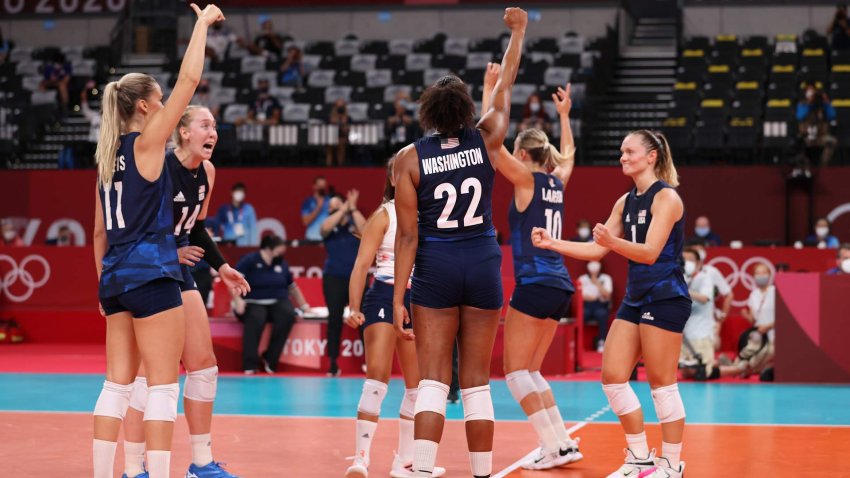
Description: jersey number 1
103,181,125,230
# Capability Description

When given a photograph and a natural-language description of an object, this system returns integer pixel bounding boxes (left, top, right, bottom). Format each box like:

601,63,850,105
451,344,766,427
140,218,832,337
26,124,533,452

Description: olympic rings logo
706,256,775,307
0,254,51,303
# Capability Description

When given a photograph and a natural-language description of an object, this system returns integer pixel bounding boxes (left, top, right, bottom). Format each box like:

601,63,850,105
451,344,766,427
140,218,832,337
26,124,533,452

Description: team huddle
92,4,691,478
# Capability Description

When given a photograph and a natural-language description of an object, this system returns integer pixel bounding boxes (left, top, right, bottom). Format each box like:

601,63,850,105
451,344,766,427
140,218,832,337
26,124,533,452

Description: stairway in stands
584,17,679,164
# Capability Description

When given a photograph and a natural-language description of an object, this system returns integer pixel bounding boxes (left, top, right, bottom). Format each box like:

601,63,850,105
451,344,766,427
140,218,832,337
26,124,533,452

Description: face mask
198,85,210,94
232,190,245,203
337,106,346,114
697,249,707,262
316,188,327,196
529,102,540,113
754,274,770,287
816,226,829,238
684,260,696,276
578,227,590,239
806,90,815,101
842,258,850,274
587,261,601,275
695,226,710,237
3,230,15,241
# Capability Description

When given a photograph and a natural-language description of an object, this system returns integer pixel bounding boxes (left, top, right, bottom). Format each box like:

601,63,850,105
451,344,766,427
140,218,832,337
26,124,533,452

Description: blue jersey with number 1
98,133,181,299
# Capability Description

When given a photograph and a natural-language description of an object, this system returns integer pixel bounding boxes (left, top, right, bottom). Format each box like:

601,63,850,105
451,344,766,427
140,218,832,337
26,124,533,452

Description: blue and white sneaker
186,461,240,478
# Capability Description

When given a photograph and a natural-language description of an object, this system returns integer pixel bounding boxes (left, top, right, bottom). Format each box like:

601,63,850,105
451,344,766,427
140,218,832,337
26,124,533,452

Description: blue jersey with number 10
98,133,181,299
415,127,495,241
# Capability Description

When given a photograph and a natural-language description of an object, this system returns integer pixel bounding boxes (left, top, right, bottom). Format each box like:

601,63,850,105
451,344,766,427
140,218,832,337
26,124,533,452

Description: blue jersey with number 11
98,133,181,298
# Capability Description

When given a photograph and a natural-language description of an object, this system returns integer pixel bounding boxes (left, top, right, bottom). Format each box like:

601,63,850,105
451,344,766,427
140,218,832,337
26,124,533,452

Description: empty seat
466,52,492,70
361,40,389,55
558,36,584,54
306,69,335,88
366,70,392,88
241,56,267,74
389,39,415,56
283,103,311,123
443,37,469,56
346,102,369,122
544,67,572,87
222,104,249,123
423,68,451,86
405,54,432,71
324,86,353,104
305,41,334,56
350,54,377,73
511,84,537,105
335,39,361,57
432,54,465,71
251,71,277,88
336,70,366,87
727,116,759,149
384,85,413,103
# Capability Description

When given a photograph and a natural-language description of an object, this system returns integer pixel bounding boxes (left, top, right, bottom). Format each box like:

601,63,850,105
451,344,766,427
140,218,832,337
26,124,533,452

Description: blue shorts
615,296,692,333
411,236,503,310
179,265,197,293
510,283,573,321
362,280,411,329
100,278,183,318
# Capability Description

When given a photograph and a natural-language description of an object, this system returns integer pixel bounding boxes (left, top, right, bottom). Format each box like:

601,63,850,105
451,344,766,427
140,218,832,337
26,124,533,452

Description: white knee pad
128,376,148,412
602,382,642,417
461,385,494,422
505,370,537,403
530,371,551,392
143,383,180,422
400,387,418,418
184,366,218,402
357,379,388,416
93,380,133,419
413,380,449,417
651,383,686,423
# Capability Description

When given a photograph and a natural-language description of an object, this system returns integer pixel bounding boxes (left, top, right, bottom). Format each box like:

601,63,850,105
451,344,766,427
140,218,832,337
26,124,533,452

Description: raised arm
346,207,389,328
392,145,419,340
551,83,576,185
476,8,527,156
532,193,627,261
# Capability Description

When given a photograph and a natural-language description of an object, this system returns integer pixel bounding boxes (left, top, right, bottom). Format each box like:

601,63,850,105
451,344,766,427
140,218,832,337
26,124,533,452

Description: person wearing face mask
804,217,840,249
216,183,258,246
233,234,309,374
243,78,282,126
579,260,613,352
1,219,24,246
519,93,551,133
741,263,775,343
679,248,716,380
570,219,593,243
687,241,734,349
301,176,331,242
248,18,285,58
387,92,415,150
327,98,350,167
797,84,837,166
689,216,721,247
826,243,850,274
280,46,305,89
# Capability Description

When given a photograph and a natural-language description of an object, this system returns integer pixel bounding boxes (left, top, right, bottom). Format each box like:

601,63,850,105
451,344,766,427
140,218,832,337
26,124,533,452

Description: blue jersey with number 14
98,133,181,299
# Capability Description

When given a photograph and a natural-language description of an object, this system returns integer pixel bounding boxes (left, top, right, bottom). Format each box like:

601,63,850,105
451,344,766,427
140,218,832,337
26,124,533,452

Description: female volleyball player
532,130,690,478
392,8,527,478
91,4,224,478
121,106,250,478
344,158,445,478
479,65,583,470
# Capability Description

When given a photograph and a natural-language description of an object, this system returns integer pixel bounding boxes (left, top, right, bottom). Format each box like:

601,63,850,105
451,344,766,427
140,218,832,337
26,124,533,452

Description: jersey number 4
103,181,125,230
434,178,483,229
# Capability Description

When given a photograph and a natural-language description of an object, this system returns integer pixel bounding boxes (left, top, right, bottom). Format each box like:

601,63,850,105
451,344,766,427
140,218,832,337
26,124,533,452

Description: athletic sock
469,451,492,477
146,450,171,478
398,418,415,464
545,405,573,443
93,439,117,478
123,441,146,477
190,433,213,467
662,441,682,470
625,431,650,459
528,409,560,450
355,419,378,465
413,439,438,475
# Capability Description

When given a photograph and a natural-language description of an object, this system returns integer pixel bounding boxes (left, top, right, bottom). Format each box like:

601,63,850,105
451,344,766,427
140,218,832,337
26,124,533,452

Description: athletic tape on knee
357,379,389,416
651,383,686,423
602,382,642,417
413,380,449,417
128,376,148,412
530,371,551,392
400,387,418,418
184,366,218,402
143,383,180,422
93,380,133,419
461,385,494,422
505,370,537,403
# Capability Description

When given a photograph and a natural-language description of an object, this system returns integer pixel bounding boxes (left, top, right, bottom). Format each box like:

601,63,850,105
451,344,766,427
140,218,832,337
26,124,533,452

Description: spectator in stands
804,217,841,248
688,241,734,349
518,93,551,133
679,247,717,380
40,52,72,114
570,219,593,242
79,81,100,166
1,219,23,246
301,176,330,242
232,234,310,374
386,91,415,150
0,27,10,64
826,243,850,274
216,183,258,246
829,4,850,51
249,18,285,59
321,190,366,376
192,78,221,120
206,21,239,62
578,261,612,352
691,215,722,246
797,84,837,165
279,46,305,89
46,225,73,246
327,98,350,167
242,79,282,126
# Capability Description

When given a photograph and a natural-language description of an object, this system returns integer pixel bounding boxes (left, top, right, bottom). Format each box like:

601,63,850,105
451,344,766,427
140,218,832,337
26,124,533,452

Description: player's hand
177,245,205,266
504,7,528,32
531,227,553,250
593,223,615,248
232,297,246,316
552,83,572,117
484,62,501,90
347,189,360,210
191,3,225,26
394,302,414,341
219,264,250,296
345,310,365,329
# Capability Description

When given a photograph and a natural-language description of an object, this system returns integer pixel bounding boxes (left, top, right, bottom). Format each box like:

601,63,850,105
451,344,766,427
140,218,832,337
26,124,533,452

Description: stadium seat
443,37,469,56
365,70,392,88
383,85,413,103
305,41,334,56
350,54,377,72
727,116,760,149
222,104,249,124
335,39,361,57
307,70,336,88
432,54,465,71
389,39,415,56
683,36,710,50
544,67,573,87
662,116,693,152
336,70,366,87
240,56,267,74
528,37,559,53
376,54,406,71
283,103,311,123
361,40,389,55
324,85,353,104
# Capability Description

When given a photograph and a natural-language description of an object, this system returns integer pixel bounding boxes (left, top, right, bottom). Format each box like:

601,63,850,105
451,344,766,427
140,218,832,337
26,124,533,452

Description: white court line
492,405,611,478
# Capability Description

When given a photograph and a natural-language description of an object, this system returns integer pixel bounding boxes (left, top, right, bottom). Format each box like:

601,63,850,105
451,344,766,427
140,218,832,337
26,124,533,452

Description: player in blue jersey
479,66,583,470
91,5,225,478
392,8,527,478
344,158,446,478
532,130,690,478
120,106,249,478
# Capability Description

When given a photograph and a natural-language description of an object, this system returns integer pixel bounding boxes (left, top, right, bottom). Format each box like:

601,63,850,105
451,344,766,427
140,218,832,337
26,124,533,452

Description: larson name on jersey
541,187,563,204
421,147,485,175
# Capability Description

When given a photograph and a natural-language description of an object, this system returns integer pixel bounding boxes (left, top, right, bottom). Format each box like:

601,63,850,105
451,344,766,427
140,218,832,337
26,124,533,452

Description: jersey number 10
544,209,562,240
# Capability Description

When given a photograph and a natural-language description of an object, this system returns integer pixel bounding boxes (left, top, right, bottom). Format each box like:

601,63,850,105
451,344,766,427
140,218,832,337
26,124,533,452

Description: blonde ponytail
516,127,568,171
632,129,679,187
95,82,121,186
